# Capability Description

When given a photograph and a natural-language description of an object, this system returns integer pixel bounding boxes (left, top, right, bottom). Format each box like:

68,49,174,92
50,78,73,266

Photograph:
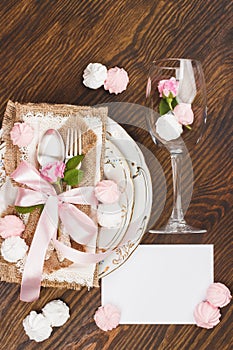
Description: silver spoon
37,128,70,261
37,129,65,167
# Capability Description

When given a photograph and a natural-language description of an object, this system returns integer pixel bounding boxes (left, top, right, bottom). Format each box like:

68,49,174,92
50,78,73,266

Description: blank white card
102,245,213,324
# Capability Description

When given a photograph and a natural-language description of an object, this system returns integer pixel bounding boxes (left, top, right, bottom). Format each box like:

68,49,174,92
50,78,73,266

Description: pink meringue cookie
104,67,129,94
94,180,120,204
0,215,25,238
206,283,232,308
174,103,194,125
10,122,34,147
94,304,121,331
194,301,221,329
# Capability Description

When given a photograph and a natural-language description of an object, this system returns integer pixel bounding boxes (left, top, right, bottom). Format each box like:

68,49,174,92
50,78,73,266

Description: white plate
98,118,152,277
98,140,134,250
0,118,152,280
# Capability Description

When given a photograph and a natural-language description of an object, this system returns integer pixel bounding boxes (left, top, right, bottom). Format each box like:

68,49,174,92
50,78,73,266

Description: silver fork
57,128,82,262
65,128,82,166
65,128,82,190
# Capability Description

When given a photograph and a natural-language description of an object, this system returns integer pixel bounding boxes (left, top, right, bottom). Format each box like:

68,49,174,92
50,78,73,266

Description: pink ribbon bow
11,161,109,302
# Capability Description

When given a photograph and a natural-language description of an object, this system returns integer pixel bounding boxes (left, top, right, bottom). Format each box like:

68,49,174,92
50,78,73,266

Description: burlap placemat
0,100,107,290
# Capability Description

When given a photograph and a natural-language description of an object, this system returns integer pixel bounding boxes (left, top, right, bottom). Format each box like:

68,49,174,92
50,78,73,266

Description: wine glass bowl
146,58,207,234
146,58,207,152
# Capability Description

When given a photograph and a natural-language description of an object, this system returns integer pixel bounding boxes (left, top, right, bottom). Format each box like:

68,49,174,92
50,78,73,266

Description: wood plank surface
0,1,232,349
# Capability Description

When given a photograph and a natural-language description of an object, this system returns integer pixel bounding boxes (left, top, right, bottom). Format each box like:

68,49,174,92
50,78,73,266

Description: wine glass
146,58,207,233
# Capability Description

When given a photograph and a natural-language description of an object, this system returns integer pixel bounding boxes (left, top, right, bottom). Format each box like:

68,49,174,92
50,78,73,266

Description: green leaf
15,204,44,214
159,99,170,115
172,97,178,108
63,169,84,186
65,155,84,171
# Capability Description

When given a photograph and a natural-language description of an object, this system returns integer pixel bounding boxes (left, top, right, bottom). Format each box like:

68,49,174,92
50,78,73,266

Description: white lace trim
15,257,95,288
0,157,5,187
16,255,27,273
0,142,6,186
42,268,94,288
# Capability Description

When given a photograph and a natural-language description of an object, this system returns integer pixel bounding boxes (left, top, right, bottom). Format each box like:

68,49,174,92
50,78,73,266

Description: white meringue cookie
97,203,122,228
156,111,183,141
83,63,107,89
1,236,28,262
42,299,70,327
23,311,53,342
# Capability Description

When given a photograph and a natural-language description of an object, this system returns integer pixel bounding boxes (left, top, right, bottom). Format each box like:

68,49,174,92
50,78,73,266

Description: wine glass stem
170,152,184,222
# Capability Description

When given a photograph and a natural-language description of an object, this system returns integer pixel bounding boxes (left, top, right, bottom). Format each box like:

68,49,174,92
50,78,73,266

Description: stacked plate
0,118,152,278
98,118,152,277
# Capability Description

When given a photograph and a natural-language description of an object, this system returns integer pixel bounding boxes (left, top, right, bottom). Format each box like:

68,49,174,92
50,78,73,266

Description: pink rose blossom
95,180,120,204
104,67,129,94
94,304,121,331
158,77,179,98
194,301,221,329
10,122,34,147
174,103,194,125
206,283,232,308
0,215,25,238
40,161,65,183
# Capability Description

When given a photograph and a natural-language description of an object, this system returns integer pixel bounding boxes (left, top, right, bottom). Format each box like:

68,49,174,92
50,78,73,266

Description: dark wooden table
0,1,232,349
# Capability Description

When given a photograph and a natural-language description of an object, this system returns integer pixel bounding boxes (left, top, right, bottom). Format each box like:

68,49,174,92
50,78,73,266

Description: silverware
57,128,82,262
65,128,82,168
37,129,66,260
37,129,65,167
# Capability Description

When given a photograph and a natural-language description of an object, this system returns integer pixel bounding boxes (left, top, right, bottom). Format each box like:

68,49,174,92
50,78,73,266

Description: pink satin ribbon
11,161,110,302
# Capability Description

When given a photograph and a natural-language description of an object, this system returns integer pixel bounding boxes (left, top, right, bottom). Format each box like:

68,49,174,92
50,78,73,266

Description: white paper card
102,245,214,324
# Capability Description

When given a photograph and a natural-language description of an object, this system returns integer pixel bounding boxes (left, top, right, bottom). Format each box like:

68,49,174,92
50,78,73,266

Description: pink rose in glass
104,67,129,94
40,161,65,183
94,304,121,331
0,215,25,238
158,77,179,98
174,103,194,125
206,283,232,308
194,301,221,329
10,122,34,147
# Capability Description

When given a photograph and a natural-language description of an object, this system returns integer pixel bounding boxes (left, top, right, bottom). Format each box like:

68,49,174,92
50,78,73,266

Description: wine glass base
149,221,207,234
